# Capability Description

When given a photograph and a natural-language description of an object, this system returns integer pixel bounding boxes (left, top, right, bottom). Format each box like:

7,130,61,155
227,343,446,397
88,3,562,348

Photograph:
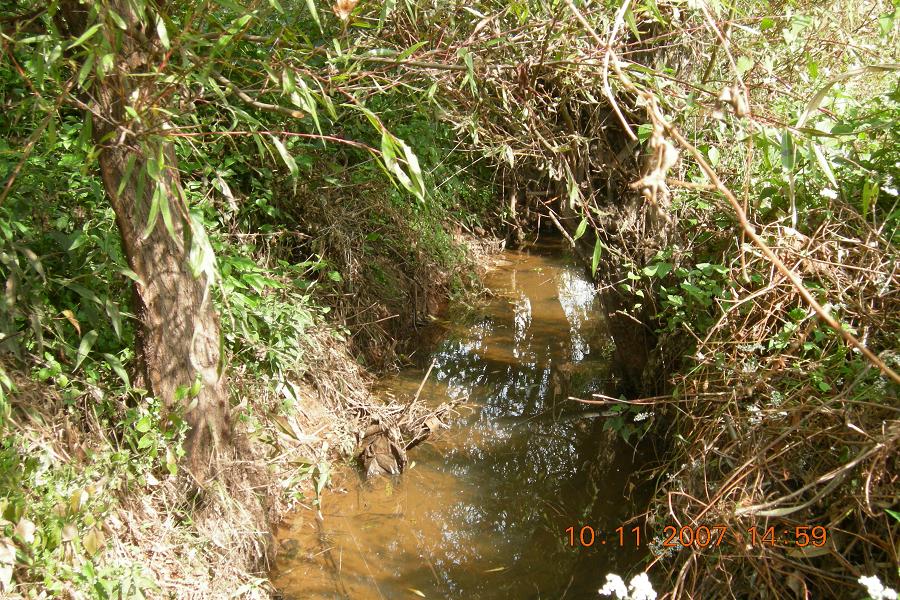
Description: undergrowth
0,82,492,598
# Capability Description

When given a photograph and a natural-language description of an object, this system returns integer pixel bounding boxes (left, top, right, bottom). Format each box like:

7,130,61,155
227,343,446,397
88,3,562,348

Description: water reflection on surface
272,237,647,599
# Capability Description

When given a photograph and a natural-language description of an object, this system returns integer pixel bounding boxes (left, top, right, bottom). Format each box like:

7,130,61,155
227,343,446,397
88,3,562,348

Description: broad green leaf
74,330,98,370
637,123,652,143
135,415,151,433
642,262,673,278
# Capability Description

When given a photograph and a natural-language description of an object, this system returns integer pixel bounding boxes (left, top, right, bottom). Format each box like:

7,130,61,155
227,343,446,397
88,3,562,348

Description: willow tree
50,1,230,482
2,0,425,482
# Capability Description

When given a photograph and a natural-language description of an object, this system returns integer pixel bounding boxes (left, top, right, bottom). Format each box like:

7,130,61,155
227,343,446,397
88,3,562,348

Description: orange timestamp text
565,524,828,549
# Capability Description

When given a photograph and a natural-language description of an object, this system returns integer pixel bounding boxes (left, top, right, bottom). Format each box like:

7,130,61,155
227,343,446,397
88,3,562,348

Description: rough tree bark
59,2,231,483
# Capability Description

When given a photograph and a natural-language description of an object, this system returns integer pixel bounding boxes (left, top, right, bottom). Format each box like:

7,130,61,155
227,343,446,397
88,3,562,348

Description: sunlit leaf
66,23,101,50
156,15,170,49
591,238,602,276
305,0,323,32
271,136,298,177
574,218,588,241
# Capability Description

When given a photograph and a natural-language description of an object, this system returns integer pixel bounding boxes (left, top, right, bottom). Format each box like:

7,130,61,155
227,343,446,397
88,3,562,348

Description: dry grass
644,202,899,598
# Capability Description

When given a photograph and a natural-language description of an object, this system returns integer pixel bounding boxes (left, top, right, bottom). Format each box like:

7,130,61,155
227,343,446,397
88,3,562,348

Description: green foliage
601,403,654,445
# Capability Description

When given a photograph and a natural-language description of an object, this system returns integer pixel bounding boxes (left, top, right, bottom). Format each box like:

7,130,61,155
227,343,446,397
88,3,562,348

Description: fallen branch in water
568,392,732,406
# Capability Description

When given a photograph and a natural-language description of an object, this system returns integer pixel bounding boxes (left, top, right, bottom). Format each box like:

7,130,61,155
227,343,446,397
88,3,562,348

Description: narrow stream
272,237,648,599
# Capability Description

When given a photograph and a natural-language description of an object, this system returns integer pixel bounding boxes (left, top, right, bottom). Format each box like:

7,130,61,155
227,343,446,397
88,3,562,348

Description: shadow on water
272,236,652,599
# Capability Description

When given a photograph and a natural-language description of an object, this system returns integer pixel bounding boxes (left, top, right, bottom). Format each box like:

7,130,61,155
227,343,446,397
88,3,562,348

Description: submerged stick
413,359,436,404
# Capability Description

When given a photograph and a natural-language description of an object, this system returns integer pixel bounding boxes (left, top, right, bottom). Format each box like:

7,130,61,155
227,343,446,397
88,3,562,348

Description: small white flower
600,574,628,598
859,575,899,600
629,572,658,600
633,411,654,423
599,573,657,600
820,188,839,200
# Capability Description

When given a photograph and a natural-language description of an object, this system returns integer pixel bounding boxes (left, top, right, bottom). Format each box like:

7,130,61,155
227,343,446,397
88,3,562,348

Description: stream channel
272,236,649,599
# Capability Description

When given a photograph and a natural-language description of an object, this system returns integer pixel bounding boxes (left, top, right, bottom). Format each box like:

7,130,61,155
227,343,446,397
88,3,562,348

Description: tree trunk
98,141,231,484
60,2,231,484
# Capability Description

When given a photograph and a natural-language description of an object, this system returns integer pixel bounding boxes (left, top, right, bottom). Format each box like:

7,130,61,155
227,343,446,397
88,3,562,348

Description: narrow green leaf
103,353,130,388
270,136,298,176
399,140,425,200
305,0,322,32
780,130,795,172
107,10,127,30
117,155,137,198
574,218,588,241
624,6,640,40
67,24,102,50
381,131,397,169
811,143,836,187
379,0,396,27
282,68,296,94
862,181,878,219
105,299,122,339
142,184,162,239
591,238,602,276
397,41,428,60
156,15,170,49
158,185,177,241
77,113,93,151
297,78,321,135
74,330,99,370
77,52,95,89
567,170,579,206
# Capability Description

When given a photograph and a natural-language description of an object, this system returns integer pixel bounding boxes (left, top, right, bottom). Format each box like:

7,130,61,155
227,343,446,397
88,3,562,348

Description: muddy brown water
272,237,649,599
